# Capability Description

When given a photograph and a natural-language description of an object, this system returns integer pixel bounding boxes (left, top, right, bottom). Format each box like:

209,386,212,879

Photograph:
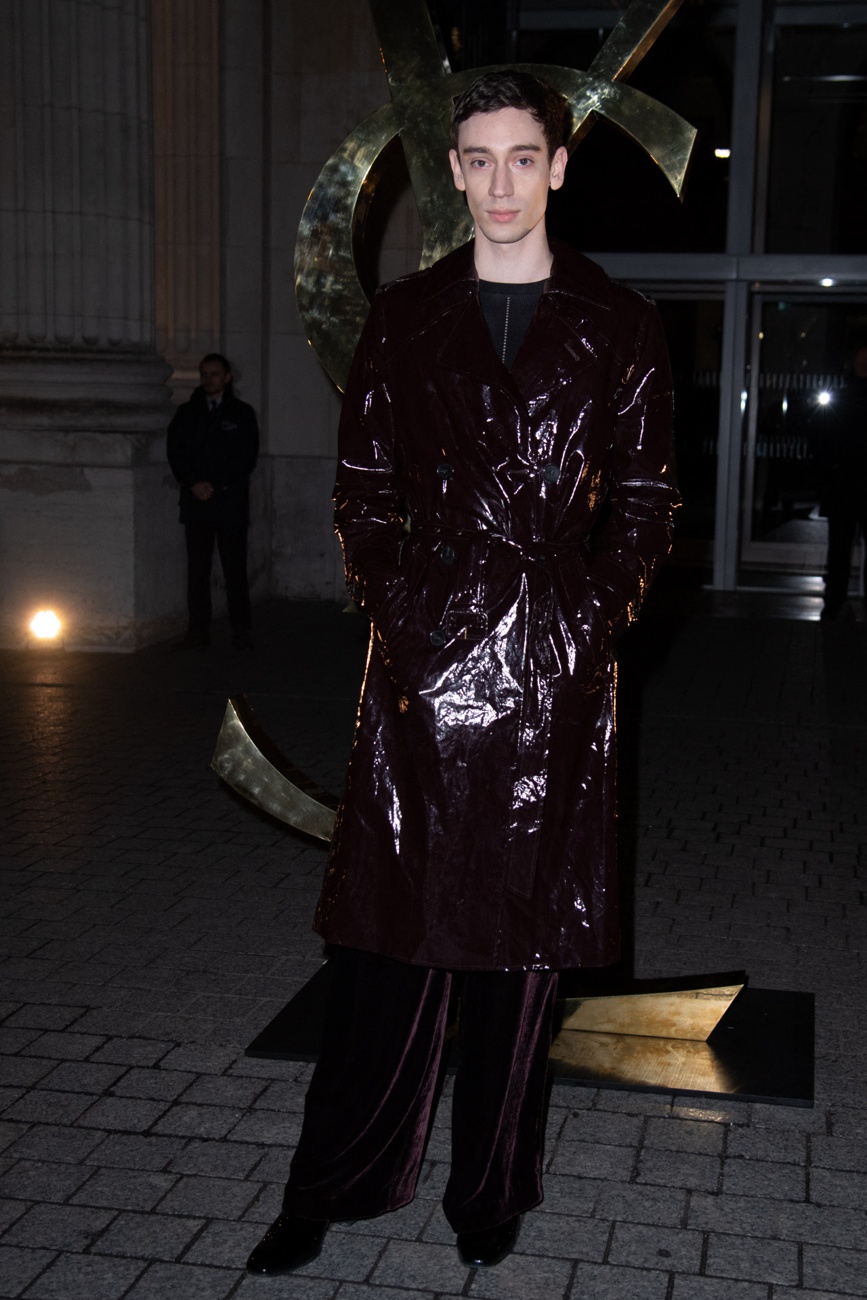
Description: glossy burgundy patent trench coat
314,240,679,971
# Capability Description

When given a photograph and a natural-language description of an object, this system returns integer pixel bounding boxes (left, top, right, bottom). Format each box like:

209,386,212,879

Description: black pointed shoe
456,1214,520,1267
246,1213,329,1274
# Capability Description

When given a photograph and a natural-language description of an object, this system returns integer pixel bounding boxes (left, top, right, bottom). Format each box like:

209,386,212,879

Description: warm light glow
820,278,835,287
30,610,62,640
714,147,731,159
817,391,832,406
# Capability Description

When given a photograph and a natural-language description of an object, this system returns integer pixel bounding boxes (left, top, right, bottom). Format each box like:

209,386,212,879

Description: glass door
739,293,867,587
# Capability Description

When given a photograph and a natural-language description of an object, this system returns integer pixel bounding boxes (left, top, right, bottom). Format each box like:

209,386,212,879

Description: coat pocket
556,552,611,671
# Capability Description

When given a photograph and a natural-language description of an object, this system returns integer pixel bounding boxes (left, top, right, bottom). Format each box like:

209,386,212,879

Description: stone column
0,0,177,651
151,0,221,396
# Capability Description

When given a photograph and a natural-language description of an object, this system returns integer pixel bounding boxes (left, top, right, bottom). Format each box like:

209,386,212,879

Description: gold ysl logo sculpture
294,0,697,391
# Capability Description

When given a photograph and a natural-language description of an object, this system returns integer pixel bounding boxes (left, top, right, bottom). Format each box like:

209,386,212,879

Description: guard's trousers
184,521,252,635
282,946,558,1233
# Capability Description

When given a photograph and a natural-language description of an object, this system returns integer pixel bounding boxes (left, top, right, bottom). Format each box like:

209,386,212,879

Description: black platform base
246,963,814,1107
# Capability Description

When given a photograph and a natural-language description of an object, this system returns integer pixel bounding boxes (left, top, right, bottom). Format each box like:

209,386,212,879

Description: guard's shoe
456,1215,520,1267
246,1213,329,1274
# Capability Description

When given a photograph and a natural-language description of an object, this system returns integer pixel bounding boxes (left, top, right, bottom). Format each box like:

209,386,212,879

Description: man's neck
472,226,554,284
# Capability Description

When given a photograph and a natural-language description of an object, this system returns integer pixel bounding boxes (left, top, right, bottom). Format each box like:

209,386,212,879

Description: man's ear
449,148,467,193
549,145,568,192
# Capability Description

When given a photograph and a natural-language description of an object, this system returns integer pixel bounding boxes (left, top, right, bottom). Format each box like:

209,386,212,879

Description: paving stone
152,1105,243,1140
569,1262,670,1300
233,1273,338,1298
608,1222,703,1273
803,1243,867,1295
3,1124,106,1165
336,1287,436,1300
224,1110,302,1145
107,1069,195,1101
2,1090,98,1125
4,1007,86,1032
594,1182,687,1227
559,1111,643,1147
24,1032,106,1061
517,1211,609,1261
90,1039,174,1068
89,1211,203,1261
705,1230,799,1284
0,1160,93,1204
370,1239,467,1291
547,1141,635,1181
76,1097,170,1132
688,1192,865,1247
70,1168,178,1212
812,1133,867,1172
178,1076,267,1108
20,1251,145,1299
3,1203,115,1251
466,1249,574,1298
35,1060,126,1093
670,1279,768,1299
726,1127,806,1162
81,1133,188,1172
531,1173,598,1219
722,1157,806,1200
0,1060,55,1089
644,1117,725,1155
181,1218,265,1267
0,1245,56,1297
120,1261,238,1299
154,1174,261,1219
0,1030,44,1055
167,1139,265,1180
636,1148,721,1193
156,1046,241,1075
248,1147,295,1184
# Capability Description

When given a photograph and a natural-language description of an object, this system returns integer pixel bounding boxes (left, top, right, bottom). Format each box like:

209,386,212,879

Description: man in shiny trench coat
247,70,679,1277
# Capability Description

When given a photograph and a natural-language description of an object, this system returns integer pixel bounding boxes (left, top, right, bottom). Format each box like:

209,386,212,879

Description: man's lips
487,209,519,222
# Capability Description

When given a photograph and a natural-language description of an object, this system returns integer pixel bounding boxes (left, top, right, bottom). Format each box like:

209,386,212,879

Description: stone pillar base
0,350,184,652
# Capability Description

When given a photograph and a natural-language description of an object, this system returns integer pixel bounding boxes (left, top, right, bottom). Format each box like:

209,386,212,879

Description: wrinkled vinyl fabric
315,240,678,971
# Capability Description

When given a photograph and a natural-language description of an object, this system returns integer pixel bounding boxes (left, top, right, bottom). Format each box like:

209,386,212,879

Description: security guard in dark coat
167,353,259,647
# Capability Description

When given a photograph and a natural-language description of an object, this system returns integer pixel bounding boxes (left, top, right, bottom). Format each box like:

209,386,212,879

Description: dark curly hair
450,71,568,160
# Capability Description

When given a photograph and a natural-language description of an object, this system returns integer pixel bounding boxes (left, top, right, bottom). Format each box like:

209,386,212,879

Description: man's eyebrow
460,142,543,157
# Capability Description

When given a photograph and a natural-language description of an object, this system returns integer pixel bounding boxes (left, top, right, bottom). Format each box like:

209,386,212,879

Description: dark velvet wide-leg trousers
281,947,558,1233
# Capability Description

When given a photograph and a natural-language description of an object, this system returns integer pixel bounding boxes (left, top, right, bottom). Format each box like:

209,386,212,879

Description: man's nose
489,164,513,197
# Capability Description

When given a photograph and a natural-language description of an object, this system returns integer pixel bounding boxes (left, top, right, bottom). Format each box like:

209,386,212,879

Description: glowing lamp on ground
29,610,63,641
817,391,832,407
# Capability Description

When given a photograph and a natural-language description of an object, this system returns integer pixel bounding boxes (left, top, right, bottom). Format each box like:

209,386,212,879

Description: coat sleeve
333,292,405,616
585,298,680,642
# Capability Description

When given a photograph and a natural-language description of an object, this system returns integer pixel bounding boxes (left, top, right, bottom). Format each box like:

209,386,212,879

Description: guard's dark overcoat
315,240,678,971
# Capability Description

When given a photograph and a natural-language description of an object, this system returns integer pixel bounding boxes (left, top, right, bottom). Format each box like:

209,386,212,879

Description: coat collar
420,238,615,315
421,239,615,400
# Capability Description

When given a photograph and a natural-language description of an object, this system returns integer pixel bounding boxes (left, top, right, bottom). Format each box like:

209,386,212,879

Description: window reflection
767,25,867,253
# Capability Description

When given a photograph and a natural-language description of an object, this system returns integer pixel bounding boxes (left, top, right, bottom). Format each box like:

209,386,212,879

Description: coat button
440,545,455,565
436,462,454,479
429,628,446,646
541,463,560,483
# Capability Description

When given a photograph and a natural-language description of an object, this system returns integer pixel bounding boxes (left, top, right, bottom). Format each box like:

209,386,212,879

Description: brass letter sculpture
213,3,753,1091
295,0,698,390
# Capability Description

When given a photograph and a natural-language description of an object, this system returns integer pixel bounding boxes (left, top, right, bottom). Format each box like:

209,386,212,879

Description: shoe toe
246,1214,328,1275
456,1215,519,1267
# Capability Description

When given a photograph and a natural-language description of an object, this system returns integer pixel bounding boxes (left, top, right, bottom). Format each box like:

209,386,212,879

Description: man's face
449,106,567,251
200,360,230,396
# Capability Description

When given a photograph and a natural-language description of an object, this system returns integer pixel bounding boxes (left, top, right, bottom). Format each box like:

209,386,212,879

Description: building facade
1,0,864,648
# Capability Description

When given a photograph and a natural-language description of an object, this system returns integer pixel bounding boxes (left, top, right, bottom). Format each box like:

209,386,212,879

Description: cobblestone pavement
1,594,866,1300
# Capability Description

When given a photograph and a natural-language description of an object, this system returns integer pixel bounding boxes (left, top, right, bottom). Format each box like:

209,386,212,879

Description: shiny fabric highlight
316,239,679,971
